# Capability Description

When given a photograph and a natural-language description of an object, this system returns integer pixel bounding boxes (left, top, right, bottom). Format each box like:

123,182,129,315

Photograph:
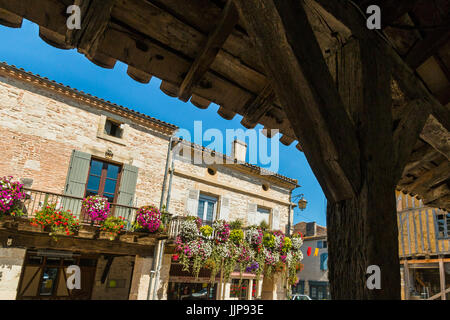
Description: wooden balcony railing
19,188,139,231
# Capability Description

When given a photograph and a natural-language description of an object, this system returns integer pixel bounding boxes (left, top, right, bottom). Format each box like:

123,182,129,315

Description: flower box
98,231,119,241
78,225,99,239
18,223,44,233
0,216,15,228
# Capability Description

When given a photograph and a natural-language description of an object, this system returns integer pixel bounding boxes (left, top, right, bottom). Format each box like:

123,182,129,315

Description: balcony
15,188,139,231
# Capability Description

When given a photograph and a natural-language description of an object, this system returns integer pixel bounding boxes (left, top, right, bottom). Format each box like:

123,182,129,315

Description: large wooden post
232,0,408,299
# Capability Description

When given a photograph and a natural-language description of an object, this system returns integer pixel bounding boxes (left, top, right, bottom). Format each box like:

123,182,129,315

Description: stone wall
0,75,170,208
168,155,293,231
298,238,328,286
128,255,153,300
0,247,26,300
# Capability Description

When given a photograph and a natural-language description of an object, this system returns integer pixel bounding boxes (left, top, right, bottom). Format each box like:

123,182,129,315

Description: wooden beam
314,0,446,129
420,115,450,161
0,229,155,256
427,195,450,211
405,30,450,70
356,0,418,27
71,0,116,59
422,184,450,205
401,146,441,177
428,286,450,300
393,99,431,182
0,8,22,28
403,260,410,300
101,256,115,284
233,0,361,201
178,0,239,101
405,161,450,196
240,84,276,129
439,258,447,300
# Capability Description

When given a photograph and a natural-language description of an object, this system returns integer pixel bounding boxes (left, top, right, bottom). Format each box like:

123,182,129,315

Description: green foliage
259,220,269,230
263,232,275,248
230,229,244,244
200,225,213,237
229,219,243,230
282,237,292,253
100,215,125,239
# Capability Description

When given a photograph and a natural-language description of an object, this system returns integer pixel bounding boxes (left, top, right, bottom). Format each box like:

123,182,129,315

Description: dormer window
105,119,123,138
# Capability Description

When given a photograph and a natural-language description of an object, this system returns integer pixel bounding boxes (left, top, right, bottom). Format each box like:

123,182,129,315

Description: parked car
291,294,312,300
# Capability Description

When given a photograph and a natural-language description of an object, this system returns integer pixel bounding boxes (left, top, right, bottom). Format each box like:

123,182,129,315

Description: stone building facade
292,222,329,299
0,62,298,300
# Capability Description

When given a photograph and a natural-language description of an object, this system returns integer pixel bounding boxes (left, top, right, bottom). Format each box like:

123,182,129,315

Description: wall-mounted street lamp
293,193,307,211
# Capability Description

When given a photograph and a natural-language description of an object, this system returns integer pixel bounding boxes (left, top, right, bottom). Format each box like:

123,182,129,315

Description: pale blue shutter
115,164,139,226
62,150,91,217
320,253,328,271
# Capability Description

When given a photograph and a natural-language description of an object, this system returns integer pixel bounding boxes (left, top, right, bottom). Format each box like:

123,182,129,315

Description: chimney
231,139,247,163
305,222,316,237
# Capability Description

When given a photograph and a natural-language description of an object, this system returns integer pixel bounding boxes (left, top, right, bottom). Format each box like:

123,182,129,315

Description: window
197,194,217,226
317,240,327,248
255,206,271,227
436,212,450,239
85,159,121,203
292,280,305,294
309,281,329,300
104,119,123,138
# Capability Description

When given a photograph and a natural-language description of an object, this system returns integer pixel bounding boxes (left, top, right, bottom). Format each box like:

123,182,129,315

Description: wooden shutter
271,208,280,230
61,150,91,215
219,196,230,222
320,253,328,271
247,203,257,226
186,189,200,216
116,164,139,224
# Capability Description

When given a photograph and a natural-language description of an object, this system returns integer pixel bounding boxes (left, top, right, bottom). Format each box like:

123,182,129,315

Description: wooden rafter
356,0,418,27
178,0,239,101
234,0,361,201
71,0,116,63
240,84,276,129
420,114,450,161
404,161,450,196
393,99,431,182
315,0,449,145
405,30,450,69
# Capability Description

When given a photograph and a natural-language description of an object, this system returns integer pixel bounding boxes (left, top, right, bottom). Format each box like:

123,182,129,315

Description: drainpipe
287,189,293,236
165,158,175,211
160,135,174,211
147,135,173,300
152,239,167,300
147,239,162,300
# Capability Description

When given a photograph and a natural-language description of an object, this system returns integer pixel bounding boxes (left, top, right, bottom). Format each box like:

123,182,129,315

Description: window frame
435,212,450,239
197,194,218,225
256,205,272,228
104,119,124,139
84,157,122,204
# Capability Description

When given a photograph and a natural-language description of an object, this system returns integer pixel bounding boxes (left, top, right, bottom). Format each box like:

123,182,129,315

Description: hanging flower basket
0,176,26,216
135,205,162,233
81,195,110,223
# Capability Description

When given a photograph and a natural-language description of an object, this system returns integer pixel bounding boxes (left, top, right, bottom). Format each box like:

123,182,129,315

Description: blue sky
0,20,327,226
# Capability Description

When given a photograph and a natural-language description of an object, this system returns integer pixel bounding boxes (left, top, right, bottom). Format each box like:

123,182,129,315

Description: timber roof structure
0,0,448,210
